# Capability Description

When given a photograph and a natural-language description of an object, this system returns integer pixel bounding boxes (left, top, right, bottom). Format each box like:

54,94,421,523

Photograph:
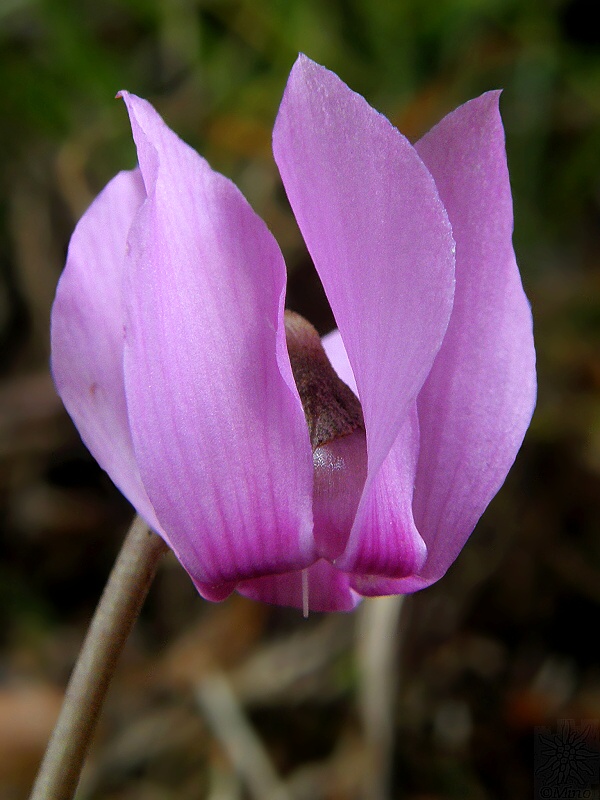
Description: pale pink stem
29,515,168,800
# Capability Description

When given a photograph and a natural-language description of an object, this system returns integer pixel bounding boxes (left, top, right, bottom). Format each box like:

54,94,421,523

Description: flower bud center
285,310,368,560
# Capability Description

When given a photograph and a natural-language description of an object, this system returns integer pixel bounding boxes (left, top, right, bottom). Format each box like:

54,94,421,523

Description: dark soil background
1,1,600,798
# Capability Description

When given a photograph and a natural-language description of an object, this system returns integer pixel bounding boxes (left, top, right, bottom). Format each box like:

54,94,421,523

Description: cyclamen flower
51,56,536,612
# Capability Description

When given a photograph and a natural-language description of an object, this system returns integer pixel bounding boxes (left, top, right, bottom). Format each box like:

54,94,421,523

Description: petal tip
294,52,317,72
283,53,333,100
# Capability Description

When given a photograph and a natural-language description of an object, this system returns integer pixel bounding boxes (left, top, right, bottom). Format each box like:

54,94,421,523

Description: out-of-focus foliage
1,1,600,798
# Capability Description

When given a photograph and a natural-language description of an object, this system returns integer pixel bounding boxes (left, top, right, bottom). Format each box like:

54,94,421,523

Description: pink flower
51,56,536,612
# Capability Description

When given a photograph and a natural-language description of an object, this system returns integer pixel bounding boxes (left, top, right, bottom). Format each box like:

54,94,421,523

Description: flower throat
284,311,368,616
284,310,364,449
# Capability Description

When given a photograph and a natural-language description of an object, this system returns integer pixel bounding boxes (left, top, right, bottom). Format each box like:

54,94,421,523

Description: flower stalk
29,516,168,800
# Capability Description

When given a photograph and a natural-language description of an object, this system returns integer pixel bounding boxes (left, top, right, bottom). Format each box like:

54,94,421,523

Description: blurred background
1,0,599,798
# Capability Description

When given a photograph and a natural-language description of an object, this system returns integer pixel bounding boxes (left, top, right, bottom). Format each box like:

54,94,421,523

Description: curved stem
356,594,405,800
29,515,169,800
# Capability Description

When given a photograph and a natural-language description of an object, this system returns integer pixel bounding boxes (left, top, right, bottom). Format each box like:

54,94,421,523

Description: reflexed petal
395,92,536,591
340,406,427,579
51,169,163,533
321,329,357,396
274,55,455,470
192,577,237,603
349,574,407,597
274,56,455,581
237,559,361,612
120,93,315,588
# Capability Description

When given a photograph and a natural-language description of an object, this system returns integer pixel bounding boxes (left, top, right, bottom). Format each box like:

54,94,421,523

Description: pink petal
321,330,426,577
237,559,361,613
321,329,357,396
120,93,315,589
274,56,455,466
396,92,536,591
274,56,455,578
50,169,163,534
341,407,427,579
